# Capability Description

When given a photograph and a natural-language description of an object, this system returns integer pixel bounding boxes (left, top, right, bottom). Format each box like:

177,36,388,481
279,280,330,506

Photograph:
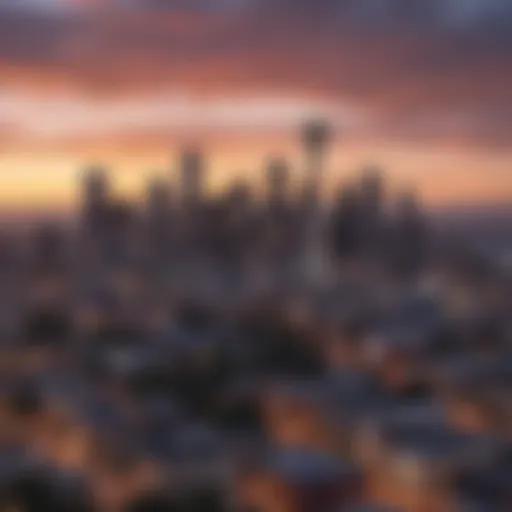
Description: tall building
359,164,385,257
301,119,332,208
81,165,110,239
102,199,138,269
82,165,109,214
81,165,111,264
215,179,253,274
266,157,290,210
176,147,207,275
179,148,204,209
31,222,67,274
329,183,361,261
261,158,296,282
299,119,334,287
392,188,427,279
147,178,172,219
359,165,384,221
146,178,173,266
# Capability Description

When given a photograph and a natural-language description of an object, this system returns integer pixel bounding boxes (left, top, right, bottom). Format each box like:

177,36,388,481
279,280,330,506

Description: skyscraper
329,183,361,262
179,148,204,210
360,165,384,219
392,188,426,279
83,164,108,209
147,178,172,218
146,178,173,267
81,165,110,242
176,148,207,280
301,119,332,207
359,164,385,257
80,165,114,271
266,157,290,210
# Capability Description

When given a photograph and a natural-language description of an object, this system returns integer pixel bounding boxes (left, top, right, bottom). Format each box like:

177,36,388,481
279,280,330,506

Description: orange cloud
0,3,510,210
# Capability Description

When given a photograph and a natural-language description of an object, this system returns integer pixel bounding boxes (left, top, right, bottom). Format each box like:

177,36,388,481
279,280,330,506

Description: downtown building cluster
0,121,510,512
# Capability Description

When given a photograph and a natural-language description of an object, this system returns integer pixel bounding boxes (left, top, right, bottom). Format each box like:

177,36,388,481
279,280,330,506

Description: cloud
0,0,509,148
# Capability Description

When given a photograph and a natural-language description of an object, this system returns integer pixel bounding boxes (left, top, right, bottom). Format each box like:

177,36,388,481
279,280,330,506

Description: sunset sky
0,0,511,214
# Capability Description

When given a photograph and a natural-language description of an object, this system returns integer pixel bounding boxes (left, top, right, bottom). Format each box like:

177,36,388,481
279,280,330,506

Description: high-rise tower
80,164,111,268
83,165,109,213
179,148,204,210
147,178,172,217
299,119,334,287
266,156,290,209
146,177,173,267
393,187,426,279
82,164,110,237
359,164,385,257
301,119,332,206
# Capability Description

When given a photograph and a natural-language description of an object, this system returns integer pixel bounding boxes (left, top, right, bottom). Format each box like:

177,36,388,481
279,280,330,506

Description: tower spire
299,119,335,287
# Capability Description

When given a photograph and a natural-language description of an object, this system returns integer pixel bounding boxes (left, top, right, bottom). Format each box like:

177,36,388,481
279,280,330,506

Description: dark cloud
0,0,510,146
119,0,512,30
0,8,78,63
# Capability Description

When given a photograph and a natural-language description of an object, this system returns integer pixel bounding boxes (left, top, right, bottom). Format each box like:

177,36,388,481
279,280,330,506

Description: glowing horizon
0,0,510,212
0,135,510,213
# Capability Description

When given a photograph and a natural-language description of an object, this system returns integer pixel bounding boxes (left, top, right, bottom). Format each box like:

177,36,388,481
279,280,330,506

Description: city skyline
0,5,510,506
0,0,511,212
1,133,511,218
